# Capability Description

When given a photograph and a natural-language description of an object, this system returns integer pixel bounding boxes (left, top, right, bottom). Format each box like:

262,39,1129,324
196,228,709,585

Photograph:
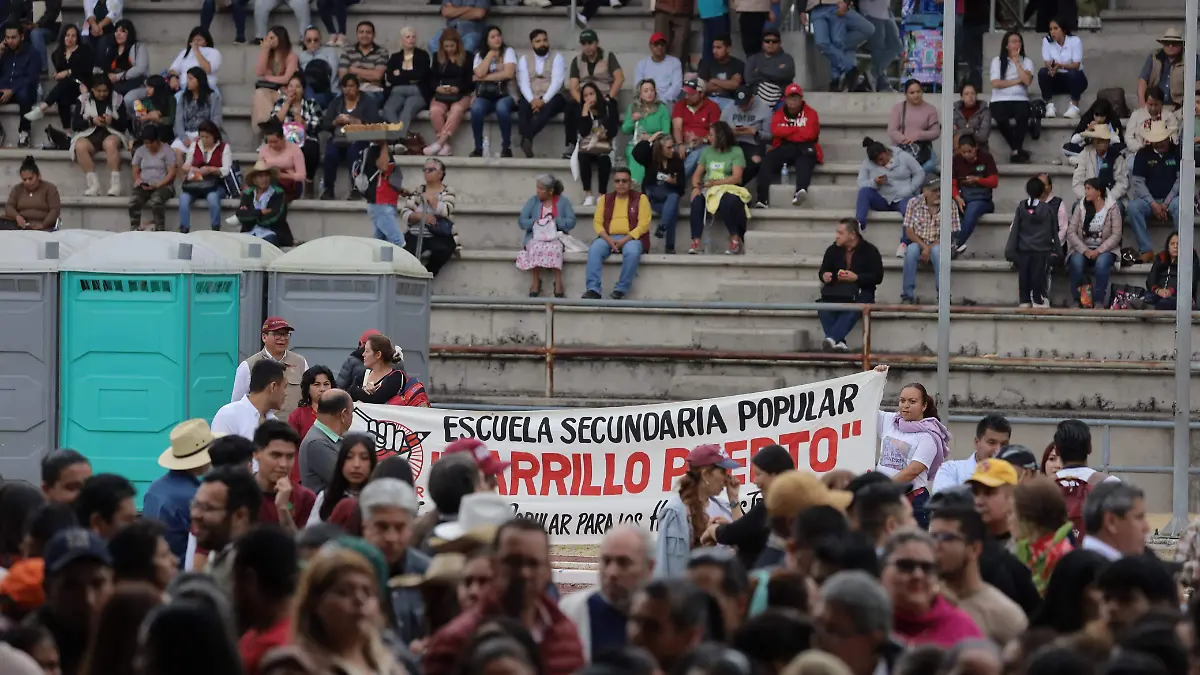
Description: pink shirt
256,142,306,183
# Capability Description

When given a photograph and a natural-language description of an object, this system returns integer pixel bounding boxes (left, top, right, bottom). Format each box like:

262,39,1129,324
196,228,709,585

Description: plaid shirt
270,95,324,139
903,195,959,244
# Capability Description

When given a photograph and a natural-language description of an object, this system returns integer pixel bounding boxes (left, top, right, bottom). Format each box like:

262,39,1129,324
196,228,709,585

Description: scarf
892,415,951,484
893,595,981,647
1016,522,1074,596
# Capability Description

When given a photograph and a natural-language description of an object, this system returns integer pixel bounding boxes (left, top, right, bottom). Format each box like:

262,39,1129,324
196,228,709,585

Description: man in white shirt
559,525,654,661
231,317,308,417
931,414,1011,493
213,359,287,441
516,28,567,159
1081,481,1149,561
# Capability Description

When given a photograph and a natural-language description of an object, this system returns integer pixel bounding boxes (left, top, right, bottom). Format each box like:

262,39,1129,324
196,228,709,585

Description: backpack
1096,87,1131,120
1056,470,1106,541
304,58,333,95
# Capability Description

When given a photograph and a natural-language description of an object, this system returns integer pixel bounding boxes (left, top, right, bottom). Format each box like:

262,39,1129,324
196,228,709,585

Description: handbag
222,160,244,199
820,282,859,302
898,102,933,166
181,178,220,197
474,80,508,100
579,128,611,155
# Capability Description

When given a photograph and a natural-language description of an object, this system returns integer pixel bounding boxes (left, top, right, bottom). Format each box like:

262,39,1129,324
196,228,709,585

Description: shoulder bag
896,102,933,166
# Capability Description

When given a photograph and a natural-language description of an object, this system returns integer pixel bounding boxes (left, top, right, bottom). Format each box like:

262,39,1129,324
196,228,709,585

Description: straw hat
245,159,279,182
1080,124,1113,141
159,419,224,470
388,552,466,588
1142,120,1174,144
430,492,514,553
1158,27,1185,45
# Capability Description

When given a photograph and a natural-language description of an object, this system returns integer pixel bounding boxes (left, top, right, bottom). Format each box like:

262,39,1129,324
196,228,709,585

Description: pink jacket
893,595,984,647
888,100,941,145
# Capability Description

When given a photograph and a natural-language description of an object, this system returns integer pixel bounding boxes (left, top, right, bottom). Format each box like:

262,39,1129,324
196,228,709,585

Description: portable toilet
188,231,284,362
49,229,114,249
59,232,240,495
267,236,432,389
0,231,82,485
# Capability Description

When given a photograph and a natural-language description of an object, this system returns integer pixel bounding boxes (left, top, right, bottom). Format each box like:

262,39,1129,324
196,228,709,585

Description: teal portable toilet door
188,275,241,422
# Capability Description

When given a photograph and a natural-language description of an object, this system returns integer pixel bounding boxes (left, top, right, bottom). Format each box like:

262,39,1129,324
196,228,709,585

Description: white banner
349,371,886,544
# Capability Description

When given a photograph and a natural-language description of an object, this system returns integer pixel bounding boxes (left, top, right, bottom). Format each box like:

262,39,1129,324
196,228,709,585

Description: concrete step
666,374,787,399
692,326,811,352
715,279,823,303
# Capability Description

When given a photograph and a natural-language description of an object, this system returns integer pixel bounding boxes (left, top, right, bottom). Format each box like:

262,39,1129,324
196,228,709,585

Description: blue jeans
429,29,482,56
958,198,994,246
902,242,941,300
470,95,515,151
764,1,782,31
178,189,222,232
819,289,874,343
684,145,708,179
809,4,875,80
646,185,682,251
368,203,403,245
201,0,247,40
1126,197,1179,254
586,237,644,295
701,15,731,62
864,15,901,88
1067,251,1117,307
29,27,53,73
322,138,367,191
920,149,939,175
855,187,909,228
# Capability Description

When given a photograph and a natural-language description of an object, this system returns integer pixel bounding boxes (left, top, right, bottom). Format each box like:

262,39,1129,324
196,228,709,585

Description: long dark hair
183,26,214,58
140,600,245,675
144,74,172,116
184,66,212,106
580,82,605,118
1030,549,1109,633
998,30,1025,79
900,382,938,419
298,364,335,408
0,483,43,567
266,25,293,68
51,23,81,67
477,24,507,60
78,582,164,675
709,121,735,153
114,18,137,48
319,432,379,521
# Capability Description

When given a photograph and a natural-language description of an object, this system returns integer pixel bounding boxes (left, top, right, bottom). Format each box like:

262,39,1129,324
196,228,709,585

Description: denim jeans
322,138,367,191
902,242,941,300
1126,197,1179,254
700,15,731,62
818,289,874,343
809,4,875,80
645,184,682,251
864,15,901,88
471,95,515,150
429,29,482,56
855,187,909,228
1067,250,1117,307
958,198,994,246
586,237,644,295
367,203,404,245
684,145,708,179
201,0,248,41
29,27,53,73
178,189,222,232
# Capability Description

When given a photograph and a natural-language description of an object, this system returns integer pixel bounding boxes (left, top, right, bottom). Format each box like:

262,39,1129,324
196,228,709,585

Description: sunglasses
891,558,936,576
763,38,779,44
613,178,631,184
424,166,439,173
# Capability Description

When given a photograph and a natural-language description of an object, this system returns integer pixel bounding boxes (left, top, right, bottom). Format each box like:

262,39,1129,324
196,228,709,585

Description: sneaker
955,242,967,256
500,146,513,158
582,195,596,207
689,238,701,254
575,12,588,25
319,188,335,200
901,296,917,305
792,188,806,206
1063,104,1081,119
520,138,533,158
610,290,625,299
1014,149,1032,164
1044,102,1057,118
1018,303,1032,308
348,188,363,201
523,0,552,7
833,341,850,352
17,131,29,149
582,290,601,299
23,106,43,122
752,201,768,209
438,144,452,156
423,142,442,156
1032,297,1050,308
655,223,666,239
895,242,907,258
726,238,742,255
840,67,860,92
609,0,623,6
822,337,836,351
469,148,483,157
561,144,575,159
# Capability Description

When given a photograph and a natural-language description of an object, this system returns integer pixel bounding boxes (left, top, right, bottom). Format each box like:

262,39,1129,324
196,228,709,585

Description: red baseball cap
649,32,667,45
784,83,804,97
359,328,382,344
688,444,739,470
261,317,293,332
444,437,511,476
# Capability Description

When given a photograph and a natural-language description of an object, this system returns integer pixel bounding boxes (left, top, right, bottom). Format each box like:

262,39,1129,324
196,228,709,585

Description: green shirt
699,146,745,181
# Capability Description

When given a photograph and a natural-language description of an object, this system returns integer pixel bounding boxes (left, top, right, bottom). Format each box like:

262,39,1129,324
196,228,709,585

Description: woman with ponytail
870,365,950,529
4,157,61,230
346,333,430,408
655,444,741,578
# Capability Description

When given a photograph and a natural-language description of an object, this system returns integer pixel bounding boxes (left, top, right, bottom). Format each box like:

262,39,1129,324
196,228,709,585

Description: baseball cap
928,485,974,511
443,437,511,476
359,328,382,344
996,445,1039,471
921,175,942,191
682,78,700,94
261,316,294,332
733,84,753,105
765,471,853,517
966,458,1018,488
784,83,804,97
649,32,667,45
687,444,738,470
43,527,111,575
579,28,598,44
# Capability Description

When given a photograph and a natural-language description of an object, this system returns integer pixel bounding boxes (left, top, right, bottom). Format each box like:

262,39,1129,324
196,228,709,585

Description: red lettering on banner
570,453,583,494
541,453,570,496
747,437,776,483
510,451,539,495
779,430,811,468
725,440,748,484
603,454,623,495
662,447,690,491
811,427,839,472
581,454,601,495
626,452,650,492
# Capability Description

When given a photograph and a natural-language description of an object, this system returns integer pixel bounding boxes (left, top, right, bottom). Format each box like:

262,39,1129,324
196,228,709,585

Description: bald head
599,525,655,610
316,389,354,434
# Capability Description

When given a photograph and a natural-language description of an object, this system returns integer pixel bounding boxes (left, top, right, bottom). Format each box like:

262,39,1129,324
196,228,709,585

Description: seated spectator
817,218,882,352
0,22,41,149
1038,19,1085,119
129,125,178,232
270,74,323,197
880,529,983,646
25,24,93,139
622,79,671,185
1138,232,1198,311
71,75,130,197
634,32,682,104
101,20,147,97
14,0,61,75
257,119,308,202
721,85,772,192
178,120,231,233
901,177,958,304
361,140,405,246
1013,476,1075,596
574,82,619,206
585,167,650,299
424,28,473,157
756,83,821,208
1126,86,1181,153
888,79,940,174
252,26,299,126
855,137,923,231
338,21,388,104
674,79,722,178
990,31,1035,163
80,0,118,56
320,73,380,200
469,25,517,157
1070,125,1127,205
253,0,309,47
298,27,338,106
1063,98,1125,161
950,134,998,254
860,0,901,92
427,0,489,55
565,30,624,159
316,0,349,47
149,27,221,116
805,0,874,92
697,35,743,112
952,83,992,152
171,67,224,166
3,156,60,231
745,30,794,109
1065,178,1121,308
1005,177,1062,308
1127,121,1181,263
516,174,576,298
382,27,431,150
515,28,566,159
200,0,247,43
633,134,685,254
400,158,458,276
131,75,177,145
688,121,749,255
237,160,294,246
1137,27,1191,109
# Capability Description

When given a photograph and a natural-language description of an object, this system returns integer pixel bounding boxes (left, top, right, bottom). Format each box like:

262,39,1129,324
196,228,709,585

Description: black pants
578,152,611,193
404,231,456,275
757,142,818,205
1016,252,1051,304
517,93,566,143
990,100,1031,153
690,193,746,239
737,142,763,186
564,97,617,146
579,0,604,20
43,78,81,128
740,11,769,56
300,139,320,184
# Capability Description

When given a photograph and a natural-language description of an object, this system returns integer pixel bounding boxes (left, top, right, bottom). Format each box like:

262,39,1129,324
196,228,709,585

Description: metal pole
936,0,956,421
1167,4,1196,535
989,0,995,33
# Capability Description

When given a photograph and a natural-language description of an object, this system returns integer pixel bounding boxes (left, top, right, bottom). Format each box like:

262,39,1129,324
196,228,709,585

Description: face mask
533,46,549,57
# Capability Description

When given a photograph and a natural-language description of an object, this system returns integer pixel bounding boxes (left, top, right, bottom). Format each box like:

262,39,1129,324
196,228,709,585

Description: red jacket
423,594,584,675
770,104,824,163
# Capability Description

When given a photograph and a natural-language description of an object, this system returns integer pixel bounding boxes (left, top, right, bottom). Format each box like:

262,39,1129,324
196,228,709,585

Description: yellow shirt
593,193,652,239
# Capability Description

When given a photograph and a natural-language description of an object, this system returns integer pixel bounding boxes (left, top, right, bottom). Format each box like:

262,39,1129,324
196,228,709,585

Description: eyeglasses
423,166,439,173
891,558,937,576
930,531,964,544
763,38,779,44
613,178,631,184
304,37,320,43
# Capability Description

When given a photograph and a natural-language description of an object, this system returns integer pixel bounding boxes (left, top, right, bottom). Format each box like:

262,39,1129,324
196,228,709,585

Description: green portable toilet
188,231,284,363
59,232,240,495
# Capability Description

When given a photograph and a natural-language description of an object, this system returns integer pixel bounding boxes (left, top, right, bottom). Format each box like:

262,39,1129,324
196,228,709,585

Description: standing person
108,520,178,591
230,317,308,412
382,27,431,147
859,0,901,92
1005,176,1062,308
75,474,137,541
469,25,517,158
71,76,129,198
346,334,430,407
1013,477,1075,595
573,83,618,206
1065,178,1121,308
298,389,354,493
232,525,298,675
888,79,941,174
270,78,323,197
872,370,950,529
584,167,651,300
565,30,624,159
634,34,682,105
706,445,795,568
756,83,822,208
357,478,429,645
423,28,472,157
1127,121,1181,264
214,360,287,442
655,444,740,578
41,450,92,505
361,140,405,246
336,330,379,390
128,126,178,232
27,528,113,675
191,467,262,594
252,420,317,533
621,80,671,185
652,0,693,66
319,73,380,200
178,121,231,233
633,133,685,254
24,24,93,136
1081,482,1149,561
720,85,771,189
559,526,655,661
932,415,1011,493
306,432,377,526
1140,232,1199,311
880,530,982,646
516,174,575,298
138,600,246,675
1038,18,1086,119
76,582,163,675
4,156,61,231
142,419,218,564
0,22,43,148
804,0,874,92
816,218,882,352
697,36,743,112
338,21,388,104
672,79,721,179
900,177,957,304
251,26,298,126
287,365,334,444
967,459,1019,544
950,135,998,255
990,31,1035,164
813,572,901,675
401,159,458,277
515,28,566,159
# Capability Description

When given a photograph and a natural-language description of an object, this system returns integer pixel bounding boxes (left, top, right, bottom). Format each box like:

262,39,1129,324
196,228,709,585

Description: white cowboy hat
430,492,514,553
1158,27,1185,44
1080,125,1113,141
159,419,224,470
1142,120,1174,144
245,159,279,182
389,552,466,588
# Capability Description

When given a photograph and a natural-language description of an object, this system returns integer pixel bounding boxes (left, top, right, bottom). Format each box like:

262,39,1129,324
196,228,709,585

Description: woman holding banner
872,366,950,530
654,444,741,578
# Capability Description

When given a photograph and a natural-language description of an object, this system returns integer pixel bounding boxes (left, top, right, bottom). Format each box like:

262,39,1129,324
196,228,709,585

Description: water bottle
780,163,789,184
482,134,491,158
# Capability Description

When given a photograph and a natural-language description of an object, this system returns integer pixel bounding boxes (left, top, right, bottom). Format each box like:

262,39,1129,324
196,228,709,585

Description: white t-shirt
989,56,1035,103
1056,466,1120,484
1041,35,1083,69
169,46,223,87
473,47,518,72
874,411,938,492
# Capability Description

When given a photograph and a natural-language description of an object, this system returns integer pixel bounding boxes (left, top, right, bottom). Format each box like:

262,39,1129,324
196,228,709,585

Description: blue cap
44,527,111,575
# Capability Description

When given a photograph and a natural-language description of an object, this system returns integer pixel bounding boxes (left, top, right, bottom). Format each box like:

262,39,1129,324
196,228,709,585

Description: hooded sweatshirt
721,96,774,146
893,595,984,647
857,148,924,204
1005,198,1062,260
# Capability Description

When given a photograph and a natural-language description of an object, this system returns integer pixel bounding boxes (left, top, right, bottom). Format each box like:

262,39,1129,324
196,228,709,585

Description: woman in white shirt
469,25,517,158
82,0,122,55
1038,19,1087,119
989,30,1035,164
169,27,223,92
872,365,950,529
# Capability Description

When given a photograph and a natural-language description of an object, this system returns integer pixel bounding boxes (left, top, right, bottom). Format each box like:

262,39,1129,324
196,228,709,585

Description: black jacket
632,140,685,194
236,185,294,247
337,347,367,389
1005,198,1061,260
981,538,1042,617
1147,250,1200,297
818,239,884,297
714,499,769,570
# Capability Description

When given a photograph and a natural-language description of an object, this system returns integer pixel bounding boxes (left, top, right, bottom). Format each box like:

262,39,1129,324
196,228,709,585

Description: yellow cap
966,458,1018,488
765,471,854,518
